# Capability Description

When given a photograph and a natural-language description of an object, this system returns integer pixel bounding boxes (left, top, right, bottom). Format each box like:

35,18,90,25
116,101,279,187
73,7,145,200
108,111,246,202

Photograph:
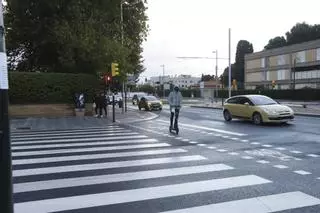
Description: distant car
223,95,294,125
138,96,163,111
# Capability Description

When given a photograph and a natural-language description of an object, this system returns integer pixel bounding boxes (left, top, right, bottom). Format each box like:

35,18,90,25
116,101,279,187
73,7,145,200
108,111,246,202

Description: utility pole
213,50,218,101
228,28,232,98
120,1,125,113
0,4,13,213
161,64,165,98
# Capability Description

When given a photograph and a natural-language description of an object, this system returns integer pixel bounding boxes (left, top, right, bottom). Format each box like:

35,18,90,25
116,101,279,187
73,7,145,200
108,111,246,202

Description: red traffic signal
104,75,112,84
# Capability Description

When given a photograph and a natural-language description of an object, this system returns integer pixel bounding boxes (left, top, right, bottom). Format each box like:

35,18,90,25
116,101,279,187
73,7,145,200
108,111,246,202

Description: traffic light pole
0,6,13,213
112,95,115,122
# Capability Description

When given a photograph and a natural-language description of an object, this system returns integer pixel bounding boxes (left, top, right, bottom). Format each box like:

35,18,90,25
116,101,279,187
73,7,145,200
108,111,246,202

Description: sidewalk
10,106,158,131
189,101,320,117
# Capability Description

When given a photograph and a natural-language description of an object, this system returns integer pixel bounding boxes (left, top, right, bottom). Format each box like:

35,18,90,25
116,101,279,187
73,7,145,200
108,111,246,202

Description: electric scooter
169,106,180,134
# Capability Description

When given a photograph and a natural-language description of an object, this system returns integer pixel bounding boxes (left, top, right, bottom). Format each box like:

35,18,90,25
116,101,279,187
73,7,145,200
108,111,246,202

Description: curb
190,105,320,118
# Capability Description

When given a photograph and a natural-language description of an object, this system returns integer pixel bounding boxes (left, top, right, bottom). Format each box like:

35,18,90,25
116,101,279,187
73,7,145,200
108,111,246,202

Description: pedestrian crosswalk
11,125,320,213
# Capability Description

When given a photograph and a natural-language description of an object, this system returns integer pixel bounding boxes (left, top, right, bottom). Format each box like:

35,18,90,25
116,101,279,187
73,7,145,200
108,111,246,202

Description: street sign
200,81,204,89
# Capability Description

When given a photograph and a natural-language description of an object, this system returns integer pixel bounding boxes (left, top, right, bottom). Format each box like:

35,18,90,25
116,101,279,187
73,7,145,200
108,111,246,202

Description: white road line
217,149,227,153
294,170,312,175
181,139,190,142
228,152,239,156
13,155,206,177
256,160,270,164
241,139,249,143
231,138,240,141
12,143,171,157
273,165,289,169
294,158,302,161
12,135,149,145
11,129,131,139
251,142,261,145
262,144,273,148
221,136,230,139
176,137,182,140
12,138,159,150
290,150,303,154
157,120,247,136
197,144,206,147
12,148,187,165
307,154,319,158
317,177,320,180
275,147,286,151
14,164,234,193
11,127,123,136
14,175,271,213
189,141,198,144
208,146,217,149
242,156,254,160
161,191,320,213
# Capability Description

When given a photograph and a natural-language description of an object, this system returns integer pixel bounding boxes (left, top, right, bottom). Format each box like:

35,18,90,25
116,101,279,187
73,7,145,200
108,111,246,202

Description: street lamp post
0,5,13,213
212,50,218,101
161,64,165,98
228,28,232,98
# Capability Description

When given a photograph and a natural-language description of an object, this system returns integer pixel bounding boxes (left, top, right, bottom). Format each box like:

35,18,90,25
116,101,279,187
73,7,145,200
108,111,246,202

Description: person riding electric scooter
168,86,183,134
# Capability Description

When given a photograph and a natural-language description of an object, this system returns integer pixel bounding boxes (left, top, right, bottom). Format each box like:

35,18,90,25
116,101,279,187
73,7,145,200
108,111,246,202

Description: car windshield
146,96,158,101
250,96,278,105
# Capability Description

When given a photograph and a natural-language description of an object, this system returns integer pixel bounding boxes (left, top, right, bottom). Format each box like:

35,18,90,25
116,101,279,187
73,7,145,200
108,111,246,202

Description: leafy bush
9,72,100,104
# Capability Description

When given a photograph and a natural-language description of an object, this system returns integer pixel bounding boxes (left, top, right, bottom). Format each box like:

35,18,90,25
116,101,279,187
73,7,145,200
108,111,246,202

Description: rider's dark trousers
170,108,180,128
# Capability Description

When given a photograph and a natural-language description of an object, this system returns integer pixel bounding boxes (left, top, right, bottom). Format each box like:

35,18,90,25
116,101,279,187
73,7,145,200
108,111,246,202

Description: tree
234,40,253,89
201,74,215,81
264,36,287,50
264,22,320,50
4,0,149,77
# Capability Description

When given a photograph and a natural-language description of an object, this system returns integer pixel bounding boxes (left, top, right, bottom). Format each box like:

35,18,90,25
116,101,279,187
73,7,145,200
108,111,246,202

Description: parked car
223,95,294,125
138,96,163,111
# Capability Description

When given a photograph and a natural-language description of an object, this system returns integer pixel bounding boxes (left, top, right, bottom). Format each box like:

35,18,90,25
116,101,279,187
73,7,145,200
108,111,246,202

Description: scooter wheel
176,128,179,134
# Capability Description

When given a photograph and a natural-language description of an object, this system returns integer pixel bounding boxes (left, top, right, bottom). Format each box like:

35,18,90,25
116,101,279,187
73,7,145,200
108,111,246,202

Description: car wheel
223,110,232,121
252,112,263,125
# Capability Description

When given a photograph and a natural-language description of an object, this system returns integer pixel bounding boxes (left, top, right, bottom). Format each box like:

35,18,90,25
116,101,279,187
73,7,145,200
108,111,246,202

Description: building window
277,70,287,80
277,55,286,66
266,71,270,81
295,51,306,63
317,48,320,61
261,58,265,68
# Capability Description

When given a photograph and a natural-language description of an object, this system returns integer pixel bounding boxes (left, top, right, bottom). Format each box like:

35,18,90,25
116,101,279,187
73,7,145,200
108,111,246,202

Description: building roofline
245,39,320,60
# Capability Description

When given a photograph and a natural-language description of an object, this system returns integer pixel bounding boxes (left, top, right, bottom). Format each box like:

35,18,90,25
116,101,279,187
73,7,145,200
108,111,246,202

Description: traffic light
104,74,112,85
111,63,119,77
272,80,276,89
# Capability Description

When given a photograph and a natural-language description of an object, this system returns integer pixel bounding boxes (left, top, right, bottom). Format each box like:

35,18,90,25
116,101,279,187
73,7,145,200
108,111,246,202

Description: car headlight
263,108,278,115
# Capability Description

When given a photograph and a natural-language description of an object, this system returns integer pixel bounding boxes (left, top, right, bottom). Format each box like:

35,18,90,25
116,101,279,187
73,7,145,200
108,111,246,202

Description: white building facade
146,75,201,89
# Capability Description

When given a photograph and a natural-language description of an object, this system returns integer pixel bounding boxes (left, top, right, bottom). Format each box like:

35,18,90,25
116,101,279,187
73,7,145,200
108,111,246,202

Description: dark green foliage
9,72,100,104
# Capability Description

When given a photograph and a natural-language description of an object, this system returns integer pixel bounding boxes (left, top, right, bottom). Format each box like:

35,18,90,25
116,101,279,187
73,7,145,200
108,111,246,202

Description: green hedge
9,72,100,104
217,89,320,101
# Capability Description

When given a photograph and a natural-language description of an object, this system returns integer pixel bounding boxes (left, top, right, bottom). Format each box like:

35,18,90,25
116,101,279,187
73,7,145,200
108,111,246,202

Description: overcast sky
142,0,320,78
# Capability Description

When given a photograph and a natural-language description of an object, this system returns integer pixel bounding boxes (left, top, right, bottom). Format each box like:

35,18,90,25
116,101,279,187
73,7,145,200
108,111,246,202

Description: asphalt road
11,106,320,212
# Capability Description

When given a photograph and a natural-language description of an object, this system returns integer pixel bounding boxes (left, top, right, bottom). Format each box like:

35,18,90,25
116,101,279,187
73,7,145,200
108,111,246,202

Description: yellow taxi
223,95,294,125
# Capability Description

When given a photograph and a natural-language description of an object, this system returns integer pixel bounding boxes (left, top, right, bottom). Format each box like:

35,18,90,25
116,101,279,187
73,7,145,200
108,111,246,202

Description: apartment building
147,75,200,88
245,39,320,90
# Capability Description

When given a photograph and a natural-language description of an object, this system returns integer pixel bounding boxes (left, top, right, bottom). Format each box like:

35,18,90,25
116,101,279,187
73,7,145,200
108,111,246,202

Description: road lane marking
307,154,319,158
189,141,198,144
275,147,286,151
241,139,249,143
262,144,273,148
228,152,239,156
161,191,320,213
294,158,302,161
157,120,247,136
14,175,271,213
242,156,254,160
11,132,139,142
12,143,171,157
14,164,234,193
290,150,303,154
231,138,240,141
273,165,289,169
256,160,270,164
217,149,227,152
208,146,217,149
12,138,159,150
251,142,261,145
11,129,130,139
13,155,206,177
12,135,149,145
182,139,190,142
12,148,188,165
294,170,312,175
197,144,206,147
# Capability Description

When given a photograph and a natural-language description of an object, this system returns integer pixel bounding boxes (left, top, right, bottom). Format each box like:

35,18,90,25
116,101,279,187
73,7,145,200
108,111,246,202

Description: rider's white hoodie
168,90,182,109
